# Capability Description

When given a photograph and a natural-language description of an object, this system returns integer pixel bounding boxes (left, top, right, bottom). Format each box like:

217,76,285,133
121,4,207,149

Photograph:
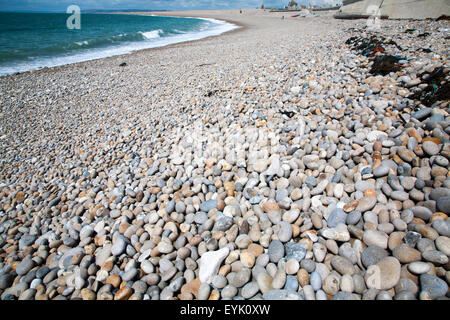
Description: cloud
0,0,342,12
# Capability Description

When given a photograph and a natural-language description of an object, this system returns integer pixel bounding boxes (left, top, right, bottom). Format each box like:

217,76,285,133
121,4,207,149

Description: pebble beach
0,8,449,300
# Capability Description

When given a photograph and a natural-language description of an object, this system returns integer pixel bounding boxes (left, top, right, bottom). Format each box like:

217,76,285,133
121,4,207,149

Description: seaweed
346,35,406,75
408,66,450,106
345,35,403,57
345,35,385,57
418,32,430,38
369,55,406,76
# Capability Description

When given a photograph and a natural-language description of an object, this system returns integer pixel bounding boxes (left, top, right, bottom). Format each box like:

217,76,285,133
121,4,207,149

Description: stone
199,247,229,283
363,230,389,249
365,257,401,290
111,235,127,256
408,262,431,275
16,256,35,276
430,188,450,201
390,191,409,201
81,288,96,300
361,246,389,268
321,223,350,242
410,206,433,221
303,285,316,300
323,273,340,296
19,235,37,250
0,273,15,290
422,250,449,264
397,148,415,163
346,210,362,225
373,165,390,178
223,204,241,217
435,236,450,256
240,251,255,268
213,216,233,232
114,287,133,300
404,231,422,247
262,289,301,300
285,259,300,275
284,275,299,292
181,278,201,299
432,220,450,237
327,208,347,228
272,269,286,289
422,141,440,156
268,240,284,263
278,221,292,243
340,274,354,293
200,199,218,212
331,256,354,275
241,282,259,299
312,243,326,263
420,274,448,299
310,271,322,291
356,196,377,212
436,197,450,215
198,283,211,300
256,272,273,294
392,244,421,263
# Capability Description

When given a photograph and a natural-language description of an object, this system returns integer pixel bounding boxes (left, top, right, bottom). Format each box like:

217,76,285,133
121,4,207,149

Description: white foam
140,29,163,39
0,17,239,77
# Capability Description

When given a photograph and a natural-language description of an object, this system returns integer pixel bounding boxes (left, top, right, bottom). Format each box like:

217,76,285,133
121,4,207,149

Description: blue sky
0,0,342,12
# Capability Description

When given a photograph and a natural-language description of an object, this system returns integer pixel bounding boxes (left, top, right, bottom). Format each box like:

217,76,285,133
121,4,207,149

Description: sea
0,12,238,76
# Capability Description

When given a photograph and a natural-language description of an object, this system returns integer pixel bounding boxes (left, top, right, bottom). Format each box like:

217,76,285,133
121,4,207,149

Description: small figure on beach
281,16,285,20
240,9,242,14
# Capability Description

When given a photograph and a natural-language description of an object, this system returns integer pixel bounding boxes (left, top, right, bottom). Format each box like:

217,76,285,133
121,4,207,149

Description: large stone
361,245,389,268
0,273,15,290
16,257,35,276
392,244,421,263
331,256,355,275
420,274,449,299
356,196,377,213
327,208,347,228
285,243,307,262
111,235,127,256
200,199,218,212
409,206,433,221
430,188,450,201
435,236,450,256
363,230,389,249
199,247,229,284
365,257,401,290
436,197,450,215
277,221,293,243
268,240,285,263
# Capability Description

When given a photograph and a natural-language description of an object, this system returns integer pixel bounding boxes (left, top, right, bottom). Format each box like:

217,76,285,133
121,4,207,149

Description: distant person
240,9,242,14
281,16,284,19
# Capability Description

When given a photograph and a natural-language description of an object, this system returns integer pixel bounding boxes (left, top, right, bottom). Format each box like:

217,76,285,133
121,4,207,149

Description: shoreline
0,10,248,79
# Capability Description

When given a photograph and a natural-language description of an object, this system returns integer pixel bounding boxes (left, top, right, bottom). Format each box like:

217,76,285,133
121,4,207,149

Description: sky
0,0,342,12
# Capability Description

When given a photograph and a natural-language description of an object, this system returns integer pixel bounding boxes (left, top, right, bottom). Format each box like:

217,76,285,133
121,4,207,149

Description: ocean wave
140,29,163,39
0,17,239,77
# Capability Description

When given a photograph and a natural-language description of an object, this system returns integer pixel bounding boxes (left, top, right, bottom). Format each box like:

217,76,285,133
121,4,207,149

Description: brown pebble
106,274,121,288
114,287,133,300
180,278,201,299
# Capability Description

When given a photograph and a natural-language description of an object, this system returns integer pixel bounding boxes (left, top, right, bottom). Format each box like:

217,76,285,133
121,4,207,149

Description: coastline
0,10,248,79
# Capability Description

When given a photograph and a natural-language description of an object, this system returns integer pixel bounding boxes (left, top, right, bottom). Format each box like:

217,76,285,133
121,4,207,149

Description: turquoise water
0,12,237,76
